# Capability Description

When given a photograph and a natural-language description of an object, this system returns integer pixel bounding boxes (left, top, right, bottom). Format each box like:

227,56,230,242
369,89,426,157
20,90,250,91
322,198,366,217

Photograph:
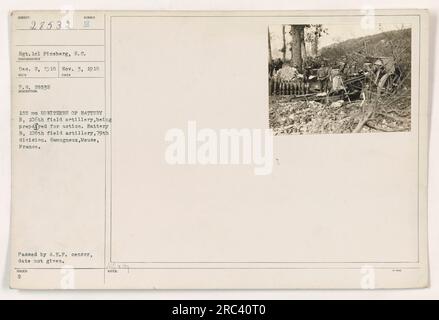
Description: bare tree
268,27,273,63
281,25,287,62
300,27,306,61
306,24,327,57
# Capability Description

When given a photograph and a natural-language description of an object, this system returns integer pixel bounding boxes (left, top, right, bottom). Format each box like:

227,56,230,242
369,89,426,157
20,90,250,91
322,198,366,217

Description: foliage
319,27,411,73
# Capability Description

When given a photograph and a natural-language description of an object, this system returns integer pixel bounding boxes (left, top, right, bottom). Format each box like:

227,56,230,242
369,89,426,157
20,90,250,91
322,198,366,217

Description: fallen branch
376,112,410,123
353,106,374,133
365,121,409,132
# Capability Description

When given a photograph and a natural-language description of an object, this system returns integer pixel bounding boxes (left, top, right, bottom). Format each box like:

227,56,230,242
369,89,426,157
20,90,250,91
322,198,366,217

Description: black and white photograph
268,24,412,135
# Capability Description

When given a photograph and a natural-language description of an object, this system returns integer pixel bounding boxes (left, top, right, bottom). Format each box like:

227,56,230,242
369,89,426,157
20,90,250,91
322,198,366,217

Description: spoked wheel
377,73,398,97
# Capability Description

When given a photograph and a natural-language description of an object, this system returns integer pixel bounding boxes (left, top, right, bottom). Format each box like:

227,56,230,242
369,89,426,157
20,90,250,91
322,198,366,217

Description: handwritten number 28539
30,20,71,30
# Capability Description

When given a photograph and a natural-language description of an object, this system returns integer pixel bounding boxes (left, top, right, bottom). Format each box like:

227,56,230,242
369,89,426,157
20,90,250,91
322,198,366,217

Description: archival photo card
9,10,429,289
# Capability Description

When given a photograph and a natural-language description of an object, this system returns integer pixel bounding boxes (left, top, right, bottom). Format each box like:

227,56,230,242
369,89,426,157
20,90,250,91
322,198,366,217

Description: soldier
373,59,385,84
303,66,312,94
317,61,330,93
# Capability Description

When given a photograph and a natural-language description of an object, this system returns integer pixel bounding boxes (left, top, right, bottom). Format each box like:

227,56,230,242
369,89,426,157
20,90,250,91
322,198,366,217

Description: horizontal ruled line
16,61,104,63
15,44,104,47
16,28,104,31
16,76,104,79
14,266,422,270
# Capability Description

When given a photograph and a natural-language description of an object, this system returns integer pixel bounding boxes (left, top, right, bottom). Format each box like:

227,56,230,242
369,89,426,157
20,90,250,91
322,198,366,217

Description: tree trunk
268,28,273,63
282,25,286,62
300,27,306,62
312,31,319,56
290,25,303,70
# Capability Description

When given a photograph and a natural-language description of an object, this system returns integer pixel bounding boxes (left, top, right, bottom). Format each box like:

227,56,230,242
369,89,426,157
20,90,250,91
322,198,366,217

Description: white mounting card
10,10,429,289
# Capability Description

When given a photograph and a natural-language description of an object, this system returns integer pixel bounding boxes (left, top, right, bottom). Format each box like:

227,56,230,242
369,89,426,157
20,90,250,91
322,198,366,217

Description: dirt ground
269,94,411,135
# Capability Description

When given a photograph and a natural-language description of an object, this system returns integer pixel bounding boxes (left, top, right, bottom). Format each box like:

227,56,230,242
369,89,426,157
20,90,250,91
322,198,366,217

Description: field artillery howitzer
332,56,403,99
269,56,404,101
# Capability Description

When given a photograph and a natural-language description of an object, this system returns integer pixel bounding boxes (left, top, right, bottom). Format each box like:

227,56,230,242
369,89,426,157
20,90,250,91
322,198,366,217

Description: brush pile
269,93,411,135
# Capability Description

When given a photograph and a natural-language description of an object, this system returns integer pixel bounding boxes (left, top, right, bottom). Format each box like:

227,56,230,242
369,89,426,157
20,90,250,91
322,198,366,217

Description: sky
269,23,410,59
